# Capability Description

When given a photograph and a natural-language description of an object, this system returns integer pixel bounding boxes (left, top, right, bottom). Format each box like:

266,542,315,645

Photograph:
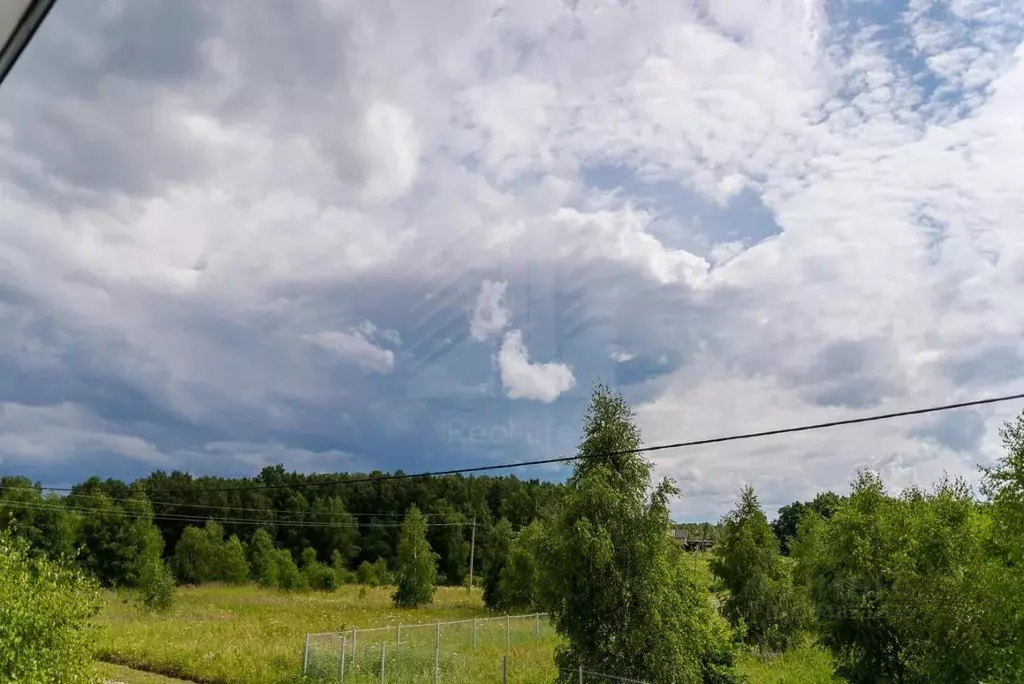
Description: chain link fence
303,613,558,683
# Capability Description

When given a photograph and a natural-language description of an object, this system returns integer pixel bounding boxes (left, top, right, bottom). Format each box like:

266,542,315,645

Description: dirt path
94,661,197,684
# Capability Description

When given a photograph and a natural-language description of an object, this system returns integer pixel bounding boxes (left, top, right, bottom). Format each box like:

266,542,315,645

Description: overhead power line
0,489,452,518
12,390,1024,495
0,498,474,529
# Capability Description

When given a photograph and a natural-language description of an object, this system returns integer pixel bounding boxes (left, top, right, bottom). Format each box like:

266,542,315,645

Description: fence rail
306,612,550,638
303,612,556,682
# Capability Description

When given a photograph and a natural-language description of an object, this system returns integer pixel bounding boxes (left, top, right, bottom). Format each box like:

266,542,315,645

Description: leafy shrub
356,558,390,587
331,549,357,584
0,532,100,682
300,546,338,591
138,556,176,613
274,548,306,590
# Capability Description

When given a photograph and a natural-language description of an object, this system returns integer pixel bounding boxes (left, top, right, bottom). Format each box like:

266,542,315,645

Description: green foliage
273,548,305,590
427,500,470,586
138,556,176,613
221,534,250,584
498,518,546,611
247,528,279,587
332,550,358,584
482,517,514,610
0,531,100,682
792,471,1001,683
173,521,249,585
68,484,163,588
357,558,391,587
393,506,438,608
300,546,338,591
979,414,1024,678
537,381,740,684
172,525,217,584
0,478,80,560
772,492,842,555
710,486,808,652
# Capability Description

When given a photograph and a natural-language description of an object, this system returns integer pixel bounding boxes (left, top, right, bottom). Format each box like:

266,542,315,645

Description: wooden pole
468,516,476,590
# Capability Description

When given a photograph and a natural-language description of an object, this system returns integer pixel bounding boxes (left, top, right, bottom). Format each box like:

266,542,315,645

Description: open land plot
94,577,834,684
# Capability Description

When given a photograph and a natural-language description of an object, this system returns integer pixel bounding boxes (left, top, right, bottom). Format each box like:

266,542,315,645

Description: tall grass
94,576,835,684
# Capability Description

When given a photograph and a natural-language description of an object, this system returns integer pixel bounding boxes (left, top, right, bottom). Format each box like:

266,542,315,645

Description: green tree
792,471,999,683
69,485,163,588
273,547,305,590
172,525,218,584
537,381,739,684
0,531,100,682
772,492,842,555
711,486,807,652
483,518,514,610
979,412,1024,678
393,506,438,608
428,500,469,585
248,528,280,588
308,496,359,566
498,518,546,611
221,534,250,584
0,479,80,560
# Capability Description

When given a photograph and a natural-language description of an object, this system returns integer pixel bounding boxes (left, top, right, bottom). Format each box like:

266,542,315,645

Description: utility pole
468,516,476,591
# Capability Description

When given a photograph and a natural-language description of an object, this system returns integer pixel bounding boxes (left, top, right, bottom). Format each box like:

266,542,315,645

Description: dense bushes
172,521,249,585
247,528,305,590
789,470,1022,683
0,532,100,682
356,558,391,586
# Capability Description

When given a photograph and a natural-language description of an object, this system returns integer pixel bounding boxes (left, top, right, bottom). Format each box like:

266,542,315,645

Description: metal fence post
472,617,477,649
578,664,583,684
505,613,510,648
396,624,401,646
534,613,540,638
434,620,440,684
352,627,358,664
339,636,346,683
501,655,507,684
380,642,386,684
303,634,311,675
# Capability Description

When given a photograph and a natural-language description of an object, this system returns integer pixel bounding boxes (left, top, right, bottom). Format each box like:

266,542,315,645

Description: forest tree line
0,468,566,590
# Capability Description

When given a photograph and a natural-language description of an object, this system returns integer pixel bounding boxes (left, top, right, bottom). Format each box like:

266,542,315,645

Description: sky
2,0,1024,521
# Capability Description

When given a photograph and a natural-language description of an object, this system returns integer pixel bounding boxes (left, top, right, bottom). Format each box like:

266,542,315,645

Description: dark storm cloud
938,342,1024,389
909,409,987,453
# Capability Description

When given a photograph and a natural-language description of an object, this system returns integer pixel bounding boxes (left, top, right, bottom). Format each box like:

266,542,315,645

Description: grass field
93,557,836,684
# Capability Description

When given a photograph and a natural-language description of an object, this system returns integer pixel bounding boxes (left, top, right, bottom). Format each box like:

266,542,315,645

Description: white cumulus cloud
498,329,576,402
